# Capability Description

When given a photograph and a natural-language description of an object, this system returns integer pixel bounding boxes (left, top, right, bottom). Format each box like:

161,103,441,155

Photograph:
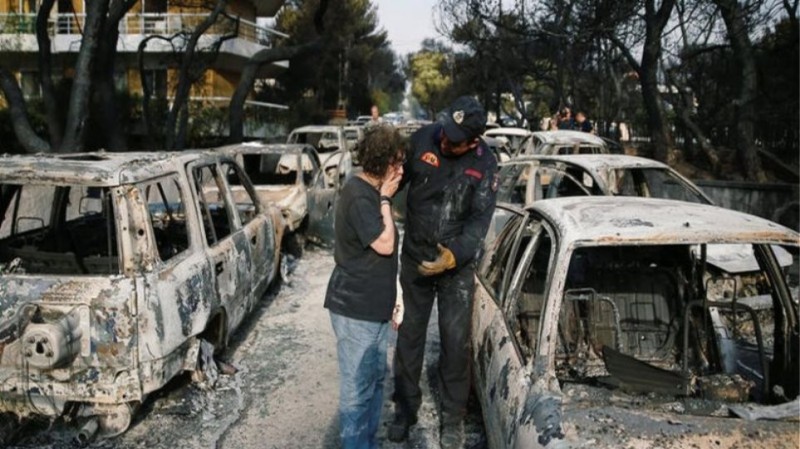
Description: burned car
491,154,793,271
484,127,532,155
287,125,353,184
515,130,609,158
496,155,711,206
0,151,283,438
473,196,799,448
214,142,345,249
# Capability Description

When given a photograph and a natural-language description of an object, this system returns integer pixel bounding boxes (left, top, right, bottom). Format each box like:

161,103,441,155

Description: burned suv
474,197,799,448
0,151,283,439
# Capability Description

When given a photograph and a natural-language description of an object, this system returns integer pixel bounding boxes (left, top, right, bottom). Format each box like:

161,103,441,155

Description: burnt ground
5,247,488,449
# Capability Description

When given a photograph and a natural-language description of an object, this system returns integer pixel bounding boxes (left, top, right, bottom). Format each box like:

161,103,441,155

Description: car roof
529,196,798,246
216,142,314,156
485,127,532,137
289,125,342,133
503,154,668,170
0,151,207,186
531,130,607,146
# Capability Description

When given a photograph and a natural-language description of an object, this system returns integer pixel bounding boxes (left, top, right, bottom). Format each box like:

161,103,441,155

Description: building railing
0,12,287,47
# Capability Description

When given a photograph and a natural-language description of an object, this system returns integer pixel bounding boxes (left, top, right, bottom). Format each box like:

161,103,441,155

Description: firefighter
389,96,497,449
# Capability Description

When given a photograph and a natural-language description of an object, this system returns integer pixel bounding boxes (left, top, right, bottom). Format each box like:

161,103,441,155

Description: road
9,247,486,449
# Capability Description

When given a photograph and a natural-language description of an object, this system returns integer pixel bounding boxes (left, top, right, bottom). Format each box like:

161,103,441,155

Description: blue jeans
330,311,389,449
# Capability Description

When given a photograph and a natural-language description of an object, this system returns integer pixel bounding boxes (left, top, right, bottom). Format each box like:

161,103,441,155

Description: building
0,0,289,139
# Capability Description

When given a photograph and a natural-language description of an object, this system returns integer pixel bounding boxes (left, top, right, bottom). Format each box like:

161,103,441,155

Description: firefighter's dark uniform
393,122,498,421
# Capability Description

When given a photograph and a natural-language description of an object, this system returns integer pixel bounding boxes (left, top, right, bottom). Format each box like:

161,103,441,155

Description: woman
324,124,405,449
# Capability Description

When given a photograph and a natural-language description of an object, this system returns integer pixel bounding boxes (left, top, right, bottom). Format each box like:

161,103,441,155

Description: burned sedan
491,154,793,271
515,130,609,158
473,196,799,449
0,151,283,439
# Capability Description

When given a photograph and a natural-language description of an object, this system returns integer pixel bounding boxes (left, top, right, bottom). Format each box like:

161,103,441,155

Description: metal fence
0,12,286,47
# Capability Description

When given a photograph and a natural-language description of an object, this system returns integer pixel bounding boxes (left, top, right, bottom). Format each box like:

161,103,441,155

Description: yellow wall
1,0,37,13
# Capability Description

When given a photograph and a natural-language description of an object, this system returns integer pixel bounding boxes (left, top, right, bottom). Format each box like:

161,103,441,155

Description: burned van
0,151,283,439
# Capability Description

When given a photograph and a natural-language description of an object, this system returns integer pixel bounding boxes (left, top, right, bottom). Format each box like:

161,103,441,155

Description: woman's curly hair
357,124,407,177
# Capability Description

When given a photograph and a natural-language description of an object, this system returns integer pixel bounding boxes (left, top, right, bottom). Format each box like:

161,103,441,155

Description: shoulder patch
464,168,483,180
420,151,440,168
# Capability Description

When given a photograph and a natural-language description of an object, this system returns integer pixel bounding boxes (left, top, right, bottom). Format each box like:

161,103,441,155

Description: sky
374,0,441,55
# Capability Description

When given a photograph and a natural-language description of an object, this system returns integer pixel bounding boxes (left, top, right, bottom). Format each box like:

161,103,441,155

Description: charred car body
516,130,609,158
491,154,793,271
473,196,799,448
0,151,283,438
286,125,353,184
215,142,346,248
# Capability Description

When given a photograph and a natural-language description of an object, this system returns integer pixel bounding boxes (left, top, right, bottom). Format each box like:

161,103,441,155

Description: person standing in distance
389,96,498,449
325,124,405,449
367,104,383,127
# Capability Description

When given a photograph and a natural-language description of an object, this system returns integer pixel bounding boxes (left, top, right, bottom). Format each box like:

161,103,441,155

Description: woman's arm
370,199,395,256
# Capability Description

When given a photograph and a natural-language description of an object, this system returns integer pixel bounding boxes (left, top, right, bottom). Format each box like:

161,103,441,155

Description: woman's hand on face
380,165,402,198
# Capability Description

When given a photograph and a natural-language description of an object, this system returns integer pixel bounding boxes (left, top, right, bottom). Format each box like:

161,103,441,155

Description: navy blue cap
442,96,487,143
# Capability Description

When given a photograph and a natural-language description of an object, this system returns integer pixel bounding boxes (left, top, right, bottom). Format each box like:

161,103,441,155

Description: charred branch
0,68,51,153
59,0,110,153
36,0,61,149
227,0,329,143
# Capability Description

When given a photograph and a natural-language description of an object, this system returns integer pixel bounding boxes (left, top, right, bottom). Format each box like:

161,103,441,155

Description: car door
188,161,252,334
503,216,563,448
474,212,527,448
478,214,560,448
220,159,275,302
305,151,340,246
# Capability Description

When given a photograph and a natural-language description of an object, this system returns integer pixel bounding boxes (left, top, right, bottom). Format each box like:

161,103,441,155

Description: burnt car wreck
473,197,799,448
0,151,283,440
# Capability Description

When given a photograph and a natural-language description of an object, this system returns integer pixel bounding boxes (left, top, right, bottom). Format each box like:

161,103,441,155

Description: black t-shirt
324,176,398,322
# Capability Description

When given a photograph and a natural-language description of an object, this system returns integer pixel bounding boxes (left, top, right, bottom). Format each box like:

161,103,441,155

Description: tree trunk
35,0,62,149
639,0,676,163
58,0,109,152
227,42,321,143
90,0,137,152
0,68,51,153
715,0,766,181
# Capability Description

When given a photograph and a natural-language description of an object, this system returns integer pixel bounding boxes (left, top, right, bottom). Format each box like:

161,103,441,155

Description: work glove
418,244,456,276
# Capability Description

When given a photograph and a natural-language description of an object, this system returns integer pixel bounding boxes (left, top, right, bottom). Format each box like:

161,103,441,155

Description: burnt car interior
0,183,119,275
141,177,190,262
606,168,710,204
505,224,798,411
237,154,315,187
193,165,234,246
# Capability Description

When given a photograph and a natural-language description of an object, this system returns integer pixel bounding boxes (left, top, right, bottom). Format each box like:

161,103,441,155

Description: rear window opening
0,183,120,275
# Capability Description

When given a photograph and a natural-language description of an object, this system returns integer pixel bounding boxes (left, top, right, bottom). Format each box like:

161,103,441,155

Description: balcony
0,13,289,75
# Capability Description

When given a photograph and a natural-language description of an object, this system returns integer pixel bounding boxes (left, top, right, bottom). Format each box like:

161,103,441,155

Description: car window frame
502,216,559,363
188,160,240,247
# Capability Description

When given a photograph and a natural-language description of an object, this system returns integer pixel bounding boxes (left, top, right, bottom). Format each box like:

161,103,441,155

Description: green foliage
409,50,452,116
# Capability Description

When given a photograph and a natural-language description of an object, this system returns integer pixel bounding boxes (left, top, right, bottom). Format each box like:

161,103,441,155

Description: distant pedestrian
557,107,574,130
325,124,405,449
575,111,594,134
366,105,383,127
